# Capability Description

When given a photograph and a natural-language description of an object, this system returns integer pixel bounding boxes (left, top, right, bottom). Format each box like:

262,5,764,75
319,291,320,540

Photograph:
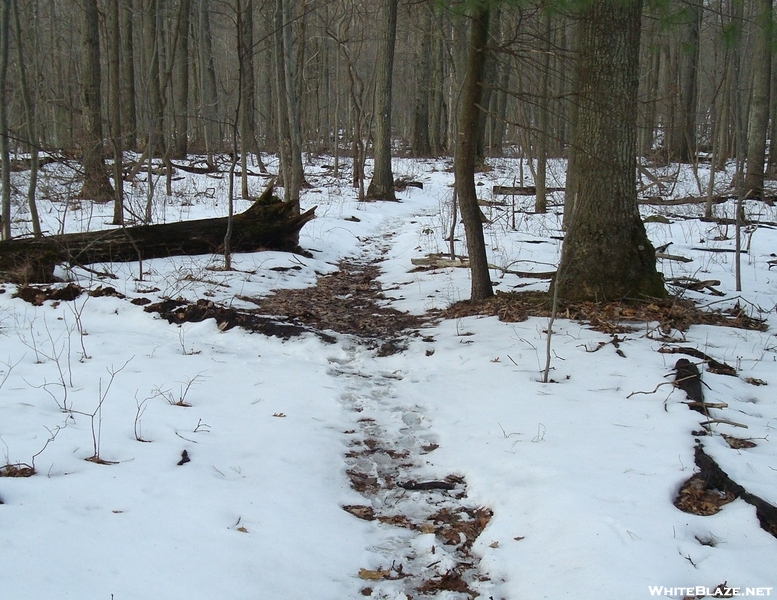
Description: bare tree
142,0,165,157
366,0,398,201
172,0,191,159
78,0,114,202
0,0,9,240
454,6,493,302
107,0,124,225
274,0,303,206
121,0,138,151
12,0,41,236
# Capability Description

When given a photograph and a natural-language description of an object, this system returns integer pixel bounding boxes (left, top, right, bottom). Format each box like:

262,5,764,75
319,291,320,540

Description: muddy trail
140,253,500,598
250,259,499,598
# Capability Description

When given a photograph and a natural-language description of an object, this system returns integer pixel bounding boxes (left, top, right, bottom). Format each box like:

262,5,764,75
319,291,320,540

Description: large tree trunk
78,0,114,202
0,186,315,284
366,0,398,200
454,7,493,302
555,0,665,302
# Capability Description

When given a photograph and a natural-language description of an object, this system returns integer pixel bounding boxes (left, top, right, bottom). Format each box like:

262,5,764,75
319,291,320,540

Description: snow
1,155,776,599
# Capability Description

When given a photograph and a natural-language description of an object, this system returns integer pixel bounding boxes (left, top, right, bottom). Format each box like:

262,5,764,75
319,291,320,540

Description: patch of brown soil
444,291,767,334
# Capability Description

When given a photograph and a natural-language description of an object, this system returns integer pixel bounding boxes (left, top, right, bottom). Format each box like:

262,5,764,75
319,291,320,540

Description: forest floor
0,154,776,599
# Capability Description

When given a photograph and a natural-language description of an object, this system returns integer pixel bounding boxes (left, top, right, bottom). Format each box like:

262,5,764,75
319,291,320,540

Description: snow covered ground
0,154,775,599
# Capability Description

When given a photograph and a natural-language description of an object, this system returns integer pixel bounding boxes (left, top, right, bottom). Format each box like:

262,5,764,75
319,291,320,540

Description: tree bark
454,7,493,302
108,0,124,225
535,8,551,214
12,0,41,237
555,0,665,302
0,186,315,284
172,0,191,159
411,4,432,157
367,0,398,200
744,0,772,198
0,0,9,240
198,0,220,160
121,0,137,151
78,0,114,202
142,0,165,157
274,0,303,206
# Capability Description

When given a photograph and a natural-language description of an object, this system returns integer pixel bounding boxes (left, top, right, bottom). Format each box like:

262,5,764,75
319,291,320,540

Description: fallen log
493,185,565,195
0,185,315,283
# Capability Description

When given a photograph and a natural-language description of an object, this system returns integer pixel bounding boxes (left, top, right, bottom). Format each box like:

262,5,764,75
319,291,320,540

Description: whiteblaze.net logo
648,586,773,597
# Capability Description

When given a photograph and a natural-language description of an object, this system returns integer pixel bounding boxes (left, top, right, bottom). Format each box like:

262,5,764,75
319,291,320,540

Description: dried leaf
358,568,390,581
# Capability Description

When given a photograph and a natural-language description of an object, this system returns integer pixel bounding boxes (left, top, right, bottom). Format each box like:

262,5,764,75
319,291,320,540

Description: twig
700,418,748,429
627,380,675,398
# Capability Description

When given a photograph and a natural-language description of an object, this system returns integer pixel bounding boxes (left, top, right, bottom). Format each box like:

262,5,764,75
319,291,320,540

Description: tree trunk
121,0,137,151
744,0,772,198
172,0,191,159
0,0,9,240
563,20,580,229
142,0,165,157
198,0,220,160
12,0,41,237
108,0,124,225
0,186,315,284
429,9,446,155
454,7,493,302
555,0,665,302
535,8,551,214
274,0,303,206
411,4,432,157
366,0,398,200
667,0,701,162
78,0,114,202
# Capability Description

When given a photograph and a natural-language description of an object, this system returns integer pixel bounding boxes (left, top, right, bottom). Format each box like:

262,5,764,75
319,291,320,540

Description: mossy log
0,186,315,283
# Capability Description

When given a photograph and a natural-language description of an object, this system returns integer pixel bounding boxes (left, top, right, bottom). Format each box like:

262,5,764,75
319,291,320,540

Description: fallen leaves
443,291,768,334
0,463,35,477
674,473,737,516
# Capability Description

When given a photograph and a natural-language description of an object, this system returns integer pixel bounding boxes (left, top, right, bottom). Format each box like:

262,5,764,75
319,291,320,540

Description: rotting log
0,185,315,283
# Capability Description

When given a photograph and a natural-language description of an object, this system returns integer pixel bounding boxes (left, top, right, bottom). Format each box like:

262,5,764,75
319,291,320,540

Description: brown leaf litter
444,291,768,334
